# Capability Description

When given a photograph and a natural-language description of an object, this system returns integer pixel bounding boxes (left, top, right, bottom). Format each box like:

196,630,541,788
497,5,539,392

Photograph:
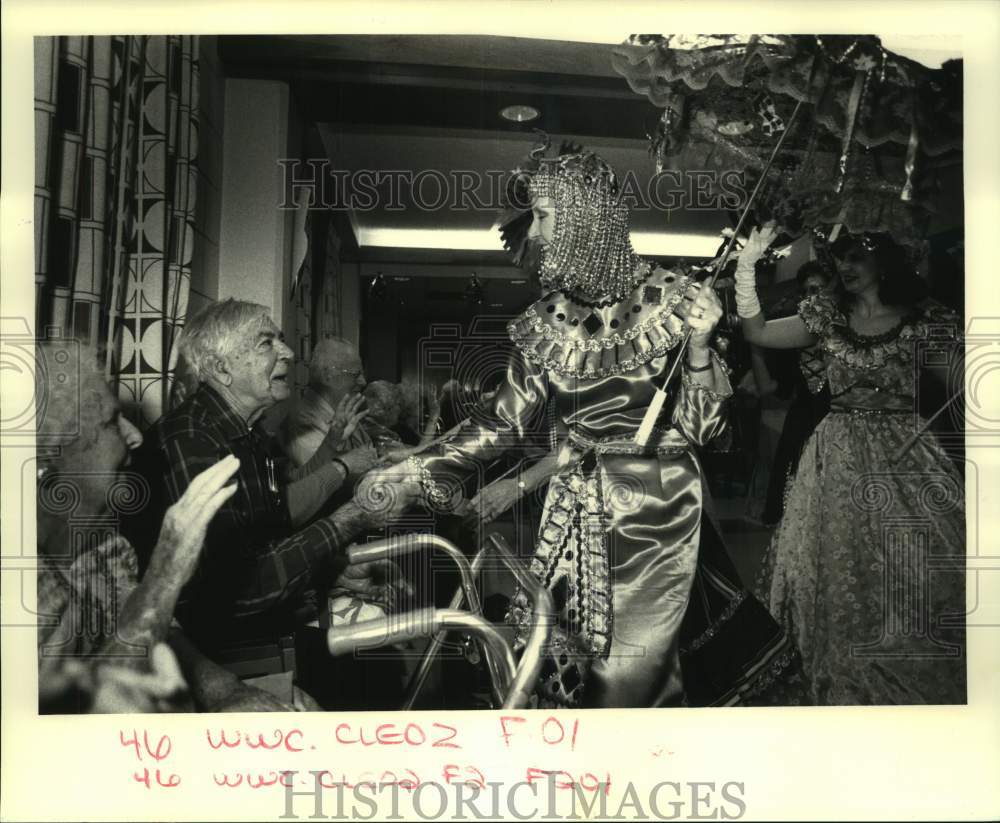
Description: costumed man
365,141,797,708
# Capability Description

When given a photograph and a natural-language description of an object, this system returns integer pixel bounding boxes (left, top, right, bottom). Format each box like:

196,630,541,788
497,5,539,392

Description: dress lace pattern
755,294,966,704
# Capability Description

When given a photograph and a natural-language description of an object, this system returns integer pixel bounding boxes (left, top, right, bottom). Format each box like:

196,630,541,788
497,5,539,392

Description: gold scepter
634,97,807,447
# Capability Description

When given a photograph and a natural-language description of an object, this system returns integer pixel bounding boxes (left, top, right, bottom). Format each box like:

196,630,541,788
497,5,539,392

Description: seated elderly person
35,341,308,713
280,337,378,470
127,300,404,654
360,380,409,452
397,379,440,447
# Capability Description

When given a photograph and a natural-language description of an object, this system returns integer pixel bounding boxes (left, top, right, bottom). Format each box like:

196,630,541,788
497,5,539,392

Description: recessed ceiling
220,34,734,263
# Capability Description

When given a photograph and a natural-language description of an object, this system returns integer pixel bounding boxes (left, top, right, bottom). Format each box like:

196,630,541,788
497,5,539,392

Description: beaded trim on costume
680,352,732,403
738,646,802,704
683,590,749,653
508,270,692,379
505,445,617,661
566,427,690,457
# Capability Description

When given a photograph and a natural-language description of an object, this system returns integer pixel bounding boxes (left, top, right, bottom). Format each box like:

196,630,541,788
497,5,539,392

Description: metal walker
325,532,554,710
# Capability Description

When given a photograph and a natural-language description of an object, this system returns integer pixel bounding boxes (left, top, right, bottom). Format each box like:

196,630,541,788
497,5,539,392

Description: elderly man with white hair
128,300,407,654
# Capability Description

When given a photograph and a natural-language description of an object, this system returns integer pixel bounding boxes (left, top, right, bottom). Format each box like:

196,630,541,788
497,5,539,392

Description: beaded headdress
501,136,645,302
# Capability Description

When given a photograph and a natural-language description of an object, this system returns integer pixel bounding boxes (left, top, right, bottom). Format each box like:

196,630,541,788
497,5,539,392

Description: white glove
734,223,777,318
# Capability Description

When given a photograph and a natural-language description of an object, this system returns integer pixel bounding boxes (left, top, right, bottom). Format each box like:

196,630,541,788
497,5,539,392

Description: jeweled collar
508,267,693,379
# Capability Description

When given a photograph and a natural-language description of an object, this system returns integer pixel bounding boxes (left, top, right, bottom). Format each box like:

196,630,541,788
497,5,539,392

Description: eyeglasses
329,366,364,379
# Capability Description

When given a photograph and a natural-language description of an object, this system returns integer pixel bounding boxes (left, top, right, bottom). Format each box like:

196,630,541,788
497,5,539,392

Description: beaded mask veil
503,138,646,303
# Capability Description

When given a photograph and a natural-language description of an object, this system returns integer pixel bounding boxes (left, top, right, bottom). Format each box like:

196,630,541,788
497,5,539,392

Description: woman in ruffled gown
737,228,966,705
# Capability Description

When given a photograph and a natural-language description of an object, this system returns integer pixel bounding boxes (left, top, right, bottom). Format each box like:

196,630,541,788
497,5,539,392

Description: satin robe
421,270,733,707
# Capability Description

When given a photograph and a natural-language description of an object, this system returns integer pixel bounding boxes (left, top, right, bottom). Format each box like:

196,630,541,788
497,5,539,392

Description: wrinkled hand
353,461,422,525
462,478,522,527
90,643,191,713
329,393,368,448
337,444,380,478
333,558,414,612
151,455,240,586
683,281,724,350
381,444,426,465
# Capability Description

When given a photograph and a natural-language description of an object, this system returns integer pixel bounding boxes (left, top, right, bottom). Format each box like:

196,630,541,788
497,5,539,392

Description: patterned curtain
34,35,199,424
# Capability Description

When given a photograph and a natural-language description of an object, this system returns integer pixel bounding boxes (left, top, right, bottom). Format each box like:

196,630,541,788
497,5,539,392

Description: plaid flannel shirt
134,383,349,646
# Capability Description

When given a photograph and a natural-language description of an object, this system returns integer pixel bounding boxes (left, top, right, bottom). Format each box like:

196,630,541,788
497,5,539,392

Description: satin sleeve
671,350,733,446
419,350,549,490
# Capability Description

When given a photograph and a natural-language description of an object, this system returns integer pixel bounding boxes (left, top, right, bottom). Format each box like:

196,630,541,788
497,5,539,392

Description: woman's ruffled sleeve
797,291,838,340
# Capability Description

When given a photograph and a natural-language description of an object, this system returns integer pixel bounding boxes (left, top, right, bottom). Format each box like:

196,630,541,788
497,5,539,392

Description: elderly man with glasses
279,337,383,471
127,301,408,655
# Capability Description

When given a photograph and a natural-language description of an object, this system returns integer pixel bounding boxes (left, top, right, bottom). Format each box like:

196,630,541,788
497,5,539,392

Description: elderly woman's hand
81,643,191,713
329,393,368,448
149,454,240,586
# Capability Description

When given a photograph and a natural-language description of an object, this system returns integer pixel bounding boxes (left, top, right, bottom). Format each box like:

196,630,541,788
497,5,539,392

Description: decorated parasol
610,34,963,251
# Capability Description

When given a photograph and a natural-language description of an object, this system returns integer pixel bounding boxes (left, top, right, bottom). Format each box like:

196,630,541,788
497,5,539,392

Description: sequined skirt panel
531,446,702,708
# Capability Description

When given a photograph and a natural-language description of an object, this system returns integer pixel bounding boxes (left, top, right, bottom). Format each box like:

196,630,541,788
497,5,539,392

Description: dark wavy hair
829,232,927,310
795,259,833,290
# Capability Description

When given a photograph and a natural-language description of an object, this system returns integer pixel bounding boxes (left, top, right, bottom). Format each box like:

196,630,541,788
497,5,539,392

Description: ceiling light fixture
500,104,541,123
355,226,723,258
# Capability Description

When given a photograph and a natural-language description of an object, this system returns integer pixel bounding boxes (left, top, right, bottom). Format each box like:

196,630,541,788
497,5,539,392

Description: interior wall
192,70,360,402
217,78,293,328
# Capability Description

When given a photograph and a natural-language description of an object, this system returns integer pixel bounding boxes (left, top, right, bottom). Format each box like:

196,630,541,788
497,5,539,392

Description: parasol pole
891,385,964,465
635,96,807,446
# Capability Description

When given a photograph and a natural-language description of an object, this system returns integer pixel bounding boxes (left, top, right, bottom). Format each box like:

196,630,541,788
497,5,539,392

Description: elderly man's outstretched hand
338,444,380,478
353,460,422,525
333,558,414,613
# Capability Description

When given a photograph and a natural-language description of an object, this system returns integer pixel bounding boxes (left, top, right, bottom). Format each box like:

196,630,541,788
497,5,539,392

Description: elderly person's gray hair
35,341,110,467
179,298,271,383
398,379,436,432
308,337,359,387
362,380,403,427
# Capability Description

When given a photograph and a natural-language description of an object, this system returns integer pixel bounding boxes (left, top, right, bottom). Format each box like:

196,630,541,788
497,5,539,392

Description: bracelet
331,457,350,479
407,456,452,508
686,356,715,373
